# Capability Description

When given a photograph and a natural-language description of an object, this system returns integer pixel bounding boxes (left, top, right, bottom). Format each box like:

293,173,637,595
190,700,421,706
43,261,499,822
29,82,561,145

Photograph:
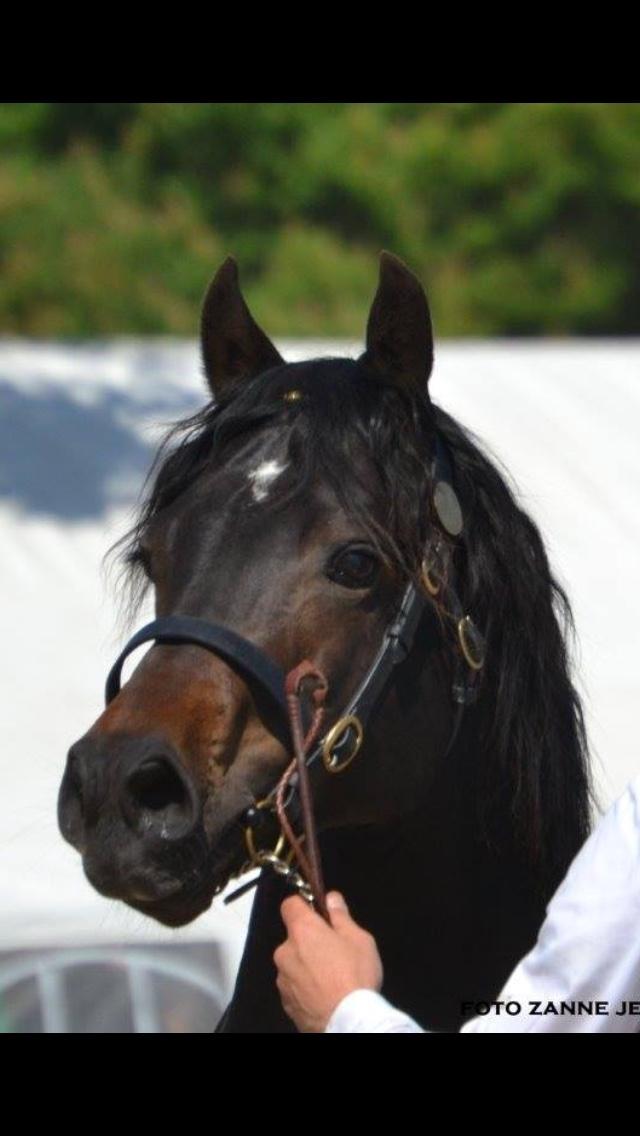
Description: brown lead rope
275,660,330,922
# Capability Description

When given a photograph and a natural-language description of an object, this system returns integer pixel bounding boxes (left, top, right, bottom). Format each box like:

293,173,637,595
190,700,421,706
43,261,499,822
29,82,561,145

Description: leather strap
104,591,437,786
105,614,292,750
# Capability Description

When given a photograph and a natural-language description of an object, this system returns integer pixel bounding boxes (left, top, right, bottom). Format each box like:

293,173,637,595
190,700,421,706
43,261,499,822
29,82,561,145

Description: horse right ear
361,251,434,391
200,257,284,399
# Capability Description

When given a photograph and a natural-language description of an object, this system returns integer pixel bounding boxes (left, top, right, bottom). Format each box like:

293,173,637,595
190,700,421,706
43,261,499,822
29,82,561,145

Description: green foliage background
1,102,639,337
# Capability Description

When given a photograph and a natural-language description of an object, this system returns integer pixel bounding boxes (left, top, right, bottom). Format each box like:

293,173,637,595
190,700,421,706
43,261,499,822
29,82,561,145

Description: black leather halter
106,618,292,749
104,434,484,885
106,580,437,795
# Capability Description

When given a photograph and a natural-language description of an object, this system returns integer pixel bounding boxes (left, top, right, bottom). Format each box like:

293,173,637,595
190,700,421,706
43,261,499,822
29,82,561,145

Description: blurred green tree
1,102,638,336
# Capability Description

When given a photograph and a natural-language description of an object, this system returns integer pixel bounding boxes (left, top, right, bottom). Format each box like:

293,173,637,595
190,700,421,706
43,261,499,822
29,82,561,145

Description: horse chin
119,842,245,928
129,887,214,928
80,844,218,929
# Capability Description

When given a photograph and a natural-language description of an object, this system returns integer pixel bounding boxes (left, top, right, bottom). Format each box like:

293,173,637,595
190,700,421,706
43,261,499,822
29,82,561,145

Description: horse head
58,253,463,927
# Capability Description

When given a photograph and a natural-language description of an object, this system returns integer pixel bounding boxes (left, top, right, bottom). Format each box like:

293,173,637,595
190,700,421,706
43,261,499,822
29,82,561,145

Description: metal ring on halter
457,615,485,671
322,715,364,773
420,558,441,597
244,824,287,867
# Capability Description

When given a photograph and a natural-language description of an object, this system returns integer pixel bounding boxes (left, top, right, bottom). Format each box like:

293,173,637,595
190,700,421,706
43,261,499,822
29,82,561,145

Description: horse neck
317,678,547,1030
223,644,549,1033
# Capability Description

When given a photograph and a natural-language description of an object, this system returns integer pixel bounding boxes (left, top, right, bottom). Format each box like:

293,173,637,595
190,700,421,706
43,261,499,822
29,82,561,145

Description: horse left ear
200,257,284,398
361,251,434,389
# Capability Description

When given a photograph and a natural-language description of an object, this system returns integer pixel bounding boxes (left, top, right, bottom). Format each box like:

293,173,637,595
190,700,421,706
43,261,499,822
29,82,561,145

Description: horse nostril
123,757,197,839
128,758,185,811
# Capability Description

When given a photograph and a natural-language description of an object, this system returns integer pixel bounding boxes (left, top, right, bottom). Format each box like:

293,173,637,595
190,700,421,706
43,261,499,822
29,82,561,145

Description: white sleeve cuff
325,989,426,1033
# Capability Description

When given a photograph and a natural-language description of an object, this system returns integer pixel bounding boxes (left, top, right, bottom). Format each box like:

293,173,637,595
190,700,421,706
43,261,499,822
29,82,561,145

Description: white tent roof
1,339,638,977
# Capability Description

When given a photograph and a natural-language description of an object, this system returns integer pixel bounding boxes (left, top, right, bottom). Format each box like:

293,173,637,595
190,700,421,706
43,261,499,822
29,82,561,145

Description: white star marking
247,459,288,503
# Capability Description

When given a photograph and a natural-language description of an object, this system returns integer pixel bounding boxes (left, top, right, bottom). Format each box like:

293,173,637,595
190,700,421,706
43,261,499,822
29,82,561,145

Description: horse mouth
129,886,213,928
125,854,245,928
67,749,270,927
105,820,251,928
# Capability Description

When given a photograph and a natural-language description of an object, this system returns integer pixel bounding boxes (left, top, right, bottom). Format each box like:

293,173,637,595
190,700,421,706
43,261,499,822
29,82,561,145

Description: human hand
273,890,383,1032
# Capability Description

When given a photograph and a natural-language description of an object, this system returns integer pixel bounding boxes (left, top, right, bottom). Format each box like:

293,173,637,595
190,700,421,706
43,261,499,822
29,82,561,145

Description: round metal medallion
433,481,463,537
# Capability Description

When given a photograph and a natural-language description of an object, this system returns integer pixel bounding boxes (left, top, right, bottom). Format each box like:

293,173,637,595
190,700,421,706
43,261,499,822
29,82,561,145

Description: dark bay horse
58,253,592,1032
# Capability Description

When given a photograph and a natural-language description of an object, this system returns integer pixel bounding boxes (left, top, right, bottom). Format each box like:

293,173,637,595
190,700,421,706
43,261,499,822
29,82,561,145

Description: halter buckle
322,715,364,773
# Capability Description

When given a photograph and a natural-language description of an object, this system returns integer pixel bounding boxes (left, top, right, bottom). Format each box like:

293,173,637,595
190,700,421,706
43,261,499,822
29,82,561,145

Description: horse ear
361,251,434,389
200,257,284,398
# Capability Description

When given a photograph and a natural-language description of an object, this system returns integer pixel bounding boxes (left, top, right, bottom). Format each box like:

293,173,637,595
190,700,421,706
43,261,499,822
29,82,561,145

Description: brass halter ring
457,615,485,671
322,715,364,773
244,823,287,867
244,793,287,866
420,558,441,597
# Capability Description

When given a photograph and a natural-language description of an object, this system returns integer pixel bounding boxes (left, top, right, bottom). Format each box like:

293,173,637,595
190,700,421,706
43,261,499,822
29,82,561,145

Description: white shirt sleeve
325,775,640,1034
326,988,425,1033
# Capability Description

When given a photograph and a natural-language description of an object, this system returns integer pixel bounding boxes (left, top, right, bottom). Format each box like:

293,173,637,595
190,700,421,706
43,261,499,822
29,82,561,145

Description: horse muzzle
58,733,213,921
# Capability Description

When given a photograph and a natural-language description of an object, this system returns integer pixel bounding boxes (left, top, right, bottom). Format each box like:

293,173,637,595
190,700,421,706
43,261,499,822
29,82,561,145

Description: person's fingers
273,941,289,970
280,894,318,931
327,891,349,912
326,890,354,930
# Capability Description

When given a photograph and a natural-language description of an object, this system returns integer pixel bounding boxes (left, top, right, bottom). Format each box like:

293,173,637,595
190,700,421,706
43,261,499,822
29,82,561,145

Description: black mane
116,356,593,891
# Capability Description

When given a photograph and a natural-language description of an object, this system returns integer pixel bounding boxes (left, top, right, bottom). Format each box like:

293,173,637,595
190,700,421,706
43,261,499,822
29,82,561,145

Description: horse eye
326,546,380,589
